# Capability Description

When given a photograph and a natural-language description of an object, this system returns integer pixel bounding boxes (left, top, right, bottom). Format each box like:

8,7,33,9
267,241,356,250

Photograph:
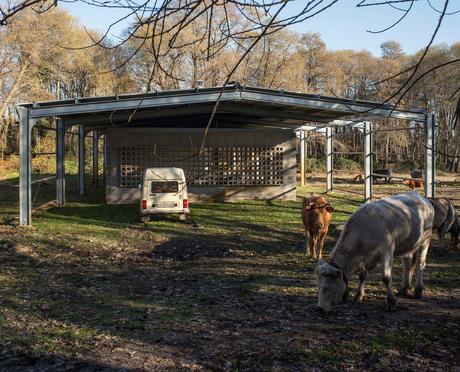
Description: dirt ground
0,178,459,371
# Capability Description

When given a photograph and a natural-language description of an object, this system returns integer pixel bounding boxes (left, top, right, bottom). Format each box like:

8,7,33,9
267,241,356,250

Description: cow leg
410,253,417,284
397,255,414,297
309,234,316,258
354,271,367,303
414,239,430,299
382,252,397,311
318,232,327,261
311,236,318,260
305,232,311,257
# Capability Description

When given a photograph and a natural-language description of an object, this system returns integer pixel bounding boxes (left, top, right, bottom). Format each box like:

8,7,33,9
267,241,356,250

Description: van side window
151,181,179,193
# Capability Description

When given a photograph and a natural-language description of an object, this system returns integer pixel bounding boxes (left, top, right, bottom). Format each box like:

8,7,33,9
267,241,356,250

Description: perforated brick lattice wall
120,146,284,187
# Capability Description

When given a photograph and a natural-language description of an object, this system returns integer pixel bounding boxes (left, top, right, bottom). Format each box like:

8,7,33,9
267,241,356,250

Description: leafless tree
0,0,458,161
1,1,458,110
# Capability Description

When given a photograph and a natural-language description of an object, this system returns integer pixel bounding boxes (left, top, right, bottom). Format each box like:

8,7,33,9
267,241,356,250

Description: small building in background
106,127,296,203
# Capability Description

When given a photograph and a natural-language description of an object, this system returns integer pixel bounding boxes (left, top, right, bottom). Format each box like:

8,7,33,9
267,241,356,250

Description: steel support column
364,121,373,202
300,130,305,186
326,127,333,193
19,107,33,226
78,125,86,196
92,129,99,187
424,113,436,198
56,118,65,205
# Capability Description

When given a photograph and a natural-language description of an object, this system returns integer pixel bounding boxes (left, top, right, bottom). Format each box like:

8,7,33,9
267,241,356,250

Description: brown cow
301,194,333,260
354,174,363,184
403,178,424,190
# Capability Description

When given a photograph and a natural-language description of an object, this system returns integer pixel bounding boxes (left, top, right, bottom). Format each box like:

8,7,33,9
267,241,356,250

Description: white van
140,167,190,222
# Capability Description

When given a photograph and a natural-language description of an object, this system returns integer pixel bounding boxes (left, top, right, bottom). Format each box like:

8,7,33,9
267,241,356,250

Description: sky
60,0,459,56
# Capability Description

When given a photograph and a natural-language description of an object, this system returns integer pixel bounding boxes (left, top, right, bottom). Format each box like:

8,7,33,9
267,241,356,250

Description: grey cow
316,192,434,312
450,217,460,248
398,197,459,297
428,197,458,244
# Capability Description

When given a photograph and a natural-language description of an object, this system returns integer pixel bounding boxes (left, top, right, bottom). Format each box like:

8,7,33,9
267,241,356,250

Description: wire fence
299,121,460,204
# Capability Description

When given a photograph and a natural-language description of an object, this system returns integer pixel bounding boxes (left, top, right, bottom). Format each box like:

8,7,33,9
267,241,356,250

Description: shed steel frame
18,84,429,226
298,114,435,201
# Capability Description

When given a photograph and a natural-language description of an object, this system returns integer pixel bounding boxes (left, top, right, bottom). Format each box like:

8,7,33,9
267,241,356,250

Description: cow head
315,261,348,312
354,175,363,184
434,199,457,240
302,195,333,233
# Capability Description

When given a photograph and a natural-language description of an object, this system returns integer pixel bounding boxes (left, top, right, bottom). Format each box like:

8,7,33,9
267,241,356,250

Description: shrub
333,157,361,172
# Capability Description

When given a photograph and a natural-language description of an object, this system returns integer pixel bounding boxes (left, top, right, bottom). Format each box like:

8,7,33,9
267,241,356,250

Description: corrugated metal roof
19,83,426,125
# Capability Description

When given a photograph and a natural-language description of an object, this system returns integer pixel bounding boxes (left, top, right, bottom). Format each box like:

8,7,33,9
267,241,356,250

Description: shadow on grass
0,174,98,225
0,342,123,371
42,206,309,257
0,237,319,369
1,233,460,370
2,180,460,370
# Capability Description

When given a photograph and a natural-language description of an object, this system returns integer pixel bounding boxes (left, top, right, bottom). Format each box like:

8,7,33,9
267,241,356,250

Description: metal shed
17,83,432,226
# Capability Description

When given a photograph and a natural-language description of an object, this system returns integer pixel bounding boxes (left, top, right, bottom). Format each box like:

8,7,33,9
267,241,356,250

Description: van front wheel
141,215,151,223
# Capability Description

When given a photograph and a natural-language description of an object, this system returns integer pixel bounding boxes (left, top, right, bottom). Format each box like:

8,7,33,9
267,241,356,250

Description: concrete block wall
106,127,296,203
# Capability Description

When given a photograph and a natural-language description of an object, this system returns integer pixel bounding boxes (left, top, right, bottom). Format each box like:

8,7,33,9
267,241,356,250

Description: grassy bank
0,179,459,370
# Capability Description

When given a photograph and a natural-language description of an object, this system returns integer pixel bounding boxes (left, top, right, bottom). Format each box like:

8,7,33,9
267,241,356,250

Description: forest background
0,6,459,176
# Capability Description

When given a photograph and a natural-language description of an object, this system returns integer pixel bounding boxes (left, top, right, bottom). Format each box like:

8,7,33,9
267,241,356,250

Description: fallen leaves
1,198,460,370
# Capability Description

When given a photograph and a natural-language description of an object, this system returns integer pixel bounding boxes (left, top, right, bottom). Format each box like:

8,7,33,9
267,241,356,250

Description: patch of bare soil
0,345,122,372
150,239,231,261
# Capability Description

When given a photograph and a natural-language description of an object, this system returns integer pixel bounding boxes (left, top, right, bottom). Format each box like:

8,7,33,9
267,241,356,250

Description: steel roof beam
22,86,425,123
27,91,242,118
239,92,425,122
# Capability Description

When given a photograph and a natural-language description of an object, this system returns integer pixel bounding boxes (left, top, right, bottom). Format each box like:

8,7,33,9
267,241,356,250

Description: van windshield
151,181,179,193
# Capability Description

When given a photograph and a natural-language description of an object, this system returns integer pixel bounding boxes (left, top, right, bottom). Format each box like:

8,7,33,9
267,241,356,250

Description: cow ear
326,204,333,213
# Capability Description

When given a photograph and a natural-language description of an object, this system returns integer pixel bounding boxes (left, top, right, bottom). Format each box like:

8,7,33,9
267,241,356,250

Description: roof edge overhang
18,84,426,123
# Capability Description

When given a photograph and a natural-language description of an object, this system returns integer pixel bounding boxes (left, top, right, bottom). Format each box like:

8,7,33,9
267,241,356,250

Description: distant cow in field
403,178,424,190
315,192,434,312
301,194,333,261
411,169,422,179
373,169,392,184
403,168,424,190
354,174,363,184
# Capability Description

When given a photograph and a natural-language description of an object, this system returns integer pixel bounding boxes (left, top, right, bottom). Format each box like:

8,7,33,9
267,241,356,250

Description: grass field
0,175,459,371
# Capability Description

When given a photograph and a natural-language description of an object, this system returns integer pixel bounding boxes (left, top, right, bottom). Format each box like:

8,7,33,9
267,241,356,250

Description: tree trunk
384,135,390,168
